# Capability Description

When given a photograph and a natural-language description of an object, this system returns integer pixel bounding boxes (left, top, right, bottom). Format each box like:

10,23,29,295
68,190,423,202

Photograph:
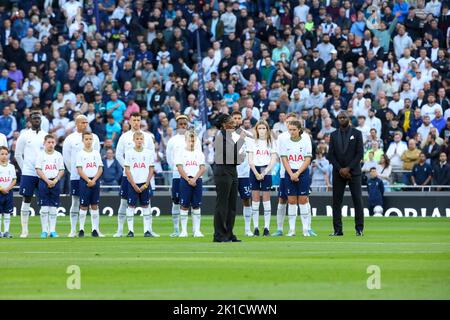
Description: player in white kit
63,115,101,238
35,135,65,238
175,129,206,237
248,120,277,236
0,146,16,238
272,113,298,236
15,111,47,238
280,120,316,237
114,112,156,237
166,115,201,237
231,111,254,236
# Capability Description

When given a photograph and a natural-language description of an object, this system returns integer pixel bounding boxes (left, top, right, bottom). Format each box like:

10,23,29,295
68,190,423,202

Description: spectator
377,154,393,191
423,134,441,166
432,109,446,134
411,152,433,190
0,105,17,141
105,114,121,147
386,131,408,183
106,91,126,123
433,152,450,190
364,141,384,163
362,151,379,180
401,138,421,185
101,149,122,191
417,115,435,143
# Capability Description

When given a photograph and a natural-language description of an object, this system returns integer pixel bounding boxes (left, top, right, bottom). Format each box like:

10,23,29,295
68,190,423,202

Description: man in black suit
327,111,365,236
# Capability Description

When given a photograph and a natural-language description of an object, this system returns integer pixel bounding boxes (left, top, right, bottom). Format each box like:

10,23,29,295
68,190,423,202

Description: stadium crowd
0,0,450,193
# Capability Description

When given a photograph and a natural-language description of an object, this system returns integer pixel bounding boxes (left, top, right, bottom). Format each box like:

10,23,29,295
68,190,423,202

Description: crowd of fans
0,0,450,193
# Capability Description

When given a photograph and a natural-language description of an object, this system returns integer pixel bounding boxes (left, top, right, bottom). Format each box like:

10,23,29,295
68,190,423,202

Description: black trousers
213,165,238,242
332,171,364,233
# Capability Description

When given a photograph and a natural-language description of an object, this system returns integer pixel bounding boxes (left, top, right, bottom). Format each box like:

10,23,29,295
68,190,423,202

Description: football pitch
0,215,449,300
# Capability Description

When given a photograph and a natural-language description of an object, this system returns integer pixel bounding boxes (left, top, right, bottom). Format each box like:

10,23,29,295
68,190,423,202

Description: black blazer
327,127,364,176
433,163,450,186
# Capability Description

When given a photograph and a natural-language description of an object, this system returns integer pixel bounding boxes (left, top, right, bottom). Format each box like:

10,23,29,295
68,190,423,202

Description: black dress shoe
213,238,224,242
356,230,364,236
329,232,344,236
231,238,242,242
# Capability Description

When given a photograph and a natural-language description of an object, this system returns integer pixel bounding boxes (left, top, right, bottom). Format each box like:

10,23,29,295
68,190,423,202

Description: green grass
0,215,449,299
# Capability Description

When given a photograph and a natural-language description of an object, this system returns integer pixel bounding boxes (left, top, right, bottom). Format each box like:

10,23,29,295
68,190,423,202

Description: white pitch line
0,251,226,255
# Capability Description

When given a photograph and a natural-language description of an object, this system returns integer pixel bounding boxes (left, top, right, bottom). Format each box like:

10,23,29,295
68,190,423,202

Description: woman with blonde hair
248,120,277,236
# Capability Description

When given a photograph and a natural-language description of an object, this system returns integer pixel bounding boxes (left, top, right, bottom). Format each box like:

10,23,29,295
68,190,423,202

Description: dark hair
82,132,93,139
231,110,242,117
370,167,377,171
0,146,9,153
130,112,141,118
214,114,232,129
44,134,55,141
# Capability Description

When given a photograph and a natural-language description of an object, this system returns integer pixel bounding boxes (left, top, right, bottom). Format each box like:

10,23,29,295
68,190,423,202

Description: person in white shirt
62,0,82,23
410,70,426,96
421,93,443,121
356,116,371,144
393,25,413,60
417,115,435,143
272,113,298,237
388,92,404,115
398,48,415,74
425,0,442,17
166,115,201,237
385,131,408,183
124,131,158,238
352,88,367,116
175,129,206,238
63,115,101,238
280,120,315,237
35,135,65,238
294,0,309,23
366,109,382,138
248,120,277,236
232,111,254,236
14,112,47,238
0,133,7,148
0,146,16,238
76,132,104,238
202,48,220,81
114,112,155,238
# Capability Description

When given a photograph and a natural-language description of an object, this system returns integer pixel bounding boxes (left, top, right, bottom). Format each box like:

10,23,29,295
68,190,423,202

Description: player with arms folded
280,120,316,237
124,132,158,238
175,129,206,238
0,146,16,238
35,135,65,238
76,132,104,238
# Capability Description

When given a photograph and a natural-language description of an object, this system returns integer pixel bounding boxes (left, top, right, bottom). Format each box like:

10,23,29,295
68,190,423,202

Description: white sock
288,204,298,233
49,207,57,233
172,203,180,233
192,208,201,233
180,208,188,233
276,203,287,231
299,203,310,233
243,206,252,232
117,199,127,234
306,202,312,229
90,208,100,232
126,207,135,233
252,201,260,229
20,202,31,233
79,209,87,231
40,206,50,233
70,196,80,232
3,213,10,233
143,207,151,233
263,201,271,229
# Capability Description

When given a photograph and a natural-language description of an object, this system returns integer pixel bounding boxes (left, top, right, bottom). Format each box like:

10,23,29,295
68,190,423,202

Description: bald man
63,115,101,237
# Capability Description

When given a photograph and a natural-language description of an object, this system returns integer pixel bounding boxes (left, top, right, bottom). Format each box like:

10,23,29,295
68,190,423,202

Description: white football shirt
124,148,155,184
248,138,277,167
279,133,312,170
237,134,253,178
76,149,103,178
63,131,101,180
175,149,205,177
0,163,16,189
35,150,65,179
116,130,155,177
15,129,48,176
166,133,202,179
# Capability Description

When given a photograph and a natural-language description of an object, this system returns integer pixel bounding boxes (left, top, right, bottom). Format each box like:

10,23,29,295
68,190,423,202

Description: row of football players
165,112,316,238
0,110,314,238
